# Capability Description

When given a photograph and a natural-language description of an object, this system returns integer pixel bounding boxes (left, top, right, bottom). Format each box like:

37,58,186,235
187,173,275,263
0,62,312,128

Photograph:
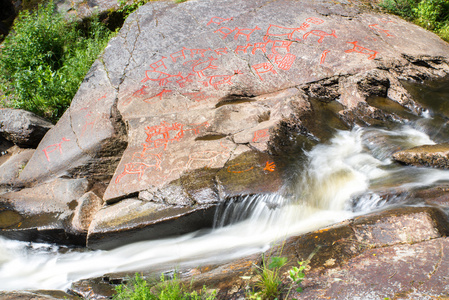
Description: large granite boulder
1,0,449,247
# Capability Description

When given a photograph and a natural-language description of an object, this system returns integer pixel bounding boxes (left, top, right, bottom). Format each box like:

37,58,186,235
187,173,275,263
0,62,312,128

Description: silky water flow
0,118,449,291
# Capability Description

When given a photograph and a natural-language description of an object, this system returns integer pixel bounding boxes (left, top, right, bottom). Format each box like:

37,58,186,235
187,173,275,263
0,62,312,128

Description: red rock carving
143,89,172,103
176,73,196,88
144,121,184,151
183,90,212,102
380,18,395,23
214,26,261,41
345,41,378,60
80,111,96,137
235,43,253,54
263,161,276,172
271,40,293,55
183,121,210,135
252,129,269,142
97,93,107,101
186,142,229,169
273,53,296,70
170,47,188,62
364,36,377,42
263,23,309,41
42,137,70,162
213,48,228,55
149,57,167,71
122,85,149,106
253,63,277,81
369,24,393,37
251,40,271,55
189,48,212,57
200,70,243,89
227,163,254,173
305,17,324,25
115,157,162,184
207,16,233,26
303,29,337,43
320,50,330,64
183,56,218,78
141,70,182,86
143,121,209,151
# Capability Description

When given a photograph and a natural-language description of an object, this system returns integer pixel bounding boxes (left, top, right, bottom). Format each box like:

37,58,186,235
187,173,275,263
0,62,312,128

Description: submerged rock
393,143,449,169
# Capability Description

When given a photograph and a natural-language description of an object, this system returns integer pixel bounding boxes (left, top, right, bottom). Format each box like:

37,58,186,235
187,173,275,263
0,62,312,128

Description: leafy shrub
0,1,113,122
113,273,217,300
379,0,449,42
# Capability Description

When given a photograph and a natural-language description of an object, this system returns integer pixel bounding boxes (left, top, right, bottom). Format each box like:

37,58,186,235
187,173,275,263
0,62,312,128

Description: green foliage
117,0,151,18
379,0,449,42
287,261,307,294
0,1,113,122
247,254,308,300
113,272,217,300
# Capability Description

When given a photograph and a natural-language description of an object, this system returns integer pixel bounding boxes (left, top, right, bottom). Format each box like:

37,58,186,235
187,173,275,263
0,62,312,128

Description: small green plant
0,1,113,122
286,261,307,297
247,254,308,300
113,272,217,300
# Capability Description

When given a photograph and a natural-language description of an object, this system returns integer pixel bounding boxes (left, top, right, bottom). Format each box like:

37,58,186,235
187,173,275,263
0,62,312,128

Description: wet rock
296,237,449,299
87,198,216,250
0,109,53,148
0,178,91,245
0,290,79,300
413,185,449,207
393,143,449,169
70,277,116,299
72,191,104,233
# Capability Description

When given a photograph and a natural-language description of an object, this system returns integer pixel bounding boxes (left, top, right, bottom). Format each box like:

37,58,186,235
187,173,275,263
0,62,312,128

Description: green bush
0,1,113,122
113,273,217,300
379,0,449,42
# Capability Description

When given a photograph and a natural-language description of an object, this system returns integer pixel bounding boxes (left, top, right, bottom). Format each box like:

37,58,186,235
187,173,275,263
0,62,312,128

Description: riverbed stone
0,109,53,148
393,143,449,169
87,198,216,250
71,191,104,233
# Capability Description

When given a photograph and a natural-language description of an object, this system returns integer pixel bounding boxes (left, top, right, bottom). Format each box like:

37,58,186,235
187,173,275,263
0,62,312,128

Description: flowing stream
1,81,449,292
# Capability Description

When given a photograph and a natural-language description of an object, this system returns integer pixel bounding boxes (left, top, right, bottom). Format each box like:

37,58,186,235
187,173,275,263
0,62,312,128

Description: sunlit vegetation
113,273,217,300
0,1,113,122
379,0,449,42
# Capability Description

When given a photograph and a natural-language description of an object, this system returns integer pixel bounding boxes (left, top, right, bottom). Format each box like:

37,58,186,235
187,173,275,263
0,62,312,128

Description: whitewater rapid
1,124,448,291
